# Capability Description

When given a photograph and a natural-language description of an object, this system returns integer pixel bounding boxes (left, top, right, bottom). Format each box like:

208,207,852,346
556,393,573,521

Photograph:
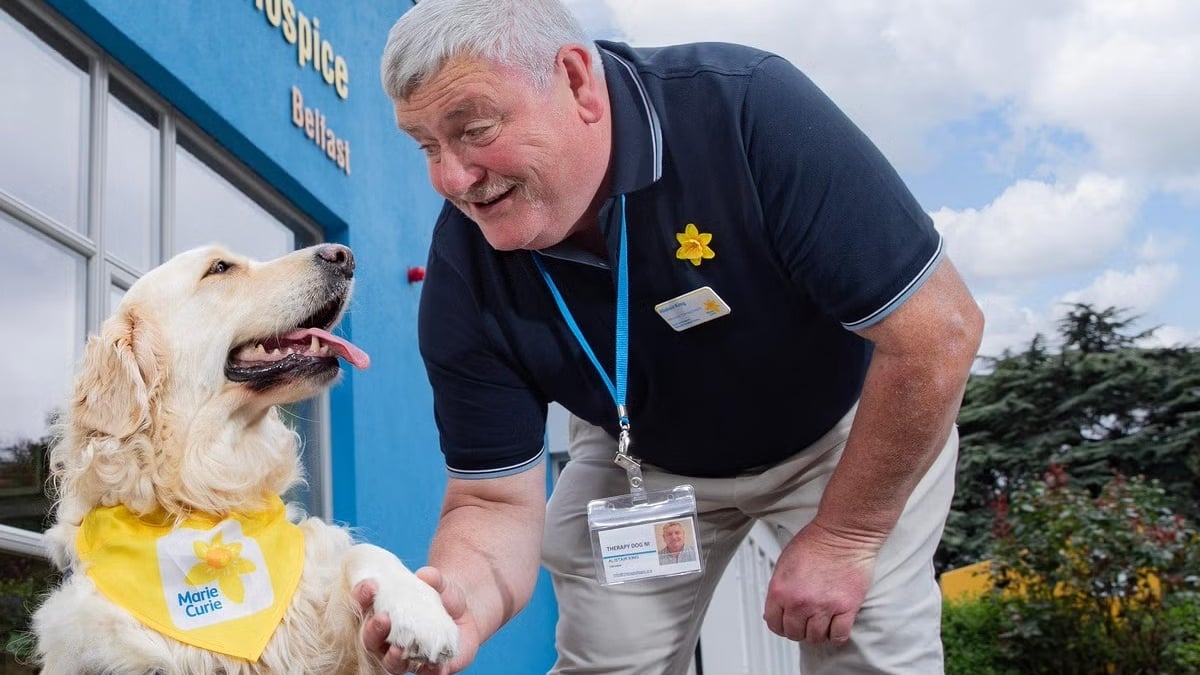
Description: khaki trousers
542,407,957,674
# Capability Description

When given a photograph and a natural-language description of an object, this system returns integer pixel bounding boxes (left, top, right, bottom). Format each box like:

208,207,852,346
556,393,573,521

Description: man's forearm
427,464,547,642
814,349,971,543
815,260,984,544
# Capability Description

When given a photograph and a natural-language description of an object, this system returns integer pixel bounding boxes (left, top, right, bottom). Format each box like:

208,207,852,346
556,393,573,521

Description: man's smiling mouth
470,186,516,212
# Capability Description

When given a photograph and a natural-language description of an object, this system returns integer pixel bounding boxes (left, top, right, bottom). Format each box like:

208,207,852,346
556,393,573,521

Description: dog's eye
205,260,235,277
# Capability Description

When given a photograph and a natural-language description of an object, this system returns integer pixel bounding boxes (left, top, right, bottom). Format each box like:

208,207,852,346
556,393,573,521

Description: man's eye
419,143,440,159
463,124,496,143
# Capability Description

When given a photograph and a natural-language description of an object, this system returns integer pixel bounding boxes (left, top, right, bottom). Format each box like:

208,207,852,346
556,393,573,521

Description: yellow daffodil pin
676,223,715,266
186,531,257,603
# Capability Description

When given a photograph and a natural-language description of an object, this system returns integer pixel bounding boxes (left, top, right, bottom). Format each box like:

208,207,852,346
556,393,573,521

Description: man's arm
824,257,982,545
764,257,983,644
361,461,547,673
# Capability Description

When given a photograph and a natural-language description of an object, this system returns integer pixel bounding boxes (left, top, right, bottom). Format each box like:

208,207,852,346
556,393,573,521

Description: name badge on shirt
654,286,731,332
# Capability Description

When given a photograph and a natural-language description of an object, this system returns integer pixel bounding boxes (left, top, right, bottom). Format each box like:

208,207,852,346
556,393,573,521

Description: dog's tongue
284,328,371,369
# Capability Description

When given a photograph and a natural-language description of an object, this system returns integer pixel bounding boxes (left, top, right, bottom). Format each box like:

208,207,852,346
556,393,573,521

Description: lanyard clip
614,417,645,500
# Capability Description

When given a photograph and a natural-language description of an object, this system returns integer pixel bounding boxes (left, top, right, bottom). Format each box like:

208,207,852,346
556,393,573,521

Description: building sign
251,0,351,175
291,87,350,173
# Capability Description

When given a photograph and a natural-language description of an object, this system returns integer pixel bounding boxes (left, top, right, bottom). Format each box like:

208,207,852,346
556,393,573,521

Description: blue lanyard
532,194,630,421
532,195,643,493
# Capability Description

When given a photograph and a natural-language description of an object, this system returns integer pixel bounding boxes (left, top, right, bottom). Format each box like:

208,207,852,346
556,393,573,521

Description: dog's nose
315,244,355,278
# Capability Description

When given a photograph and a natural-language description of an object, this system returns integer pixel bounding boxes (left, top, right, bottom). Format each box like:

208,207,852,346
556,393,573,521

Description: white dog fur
31,244,457,674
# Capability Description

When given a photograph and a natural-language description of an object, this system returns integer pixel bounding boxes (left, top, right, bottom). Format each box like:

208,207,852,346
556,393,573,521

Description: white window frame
0,0,332,558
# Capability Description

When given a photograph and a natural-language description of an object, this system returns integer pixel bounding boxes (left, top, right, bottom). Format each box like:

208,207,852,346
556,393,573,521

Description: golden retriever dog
31,244,457,674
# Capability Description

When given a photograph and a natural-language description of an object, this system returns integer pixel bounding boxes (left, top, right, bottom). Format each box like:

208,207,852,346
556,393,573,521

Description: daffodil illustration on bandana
675,224,715,266
76,495,304,662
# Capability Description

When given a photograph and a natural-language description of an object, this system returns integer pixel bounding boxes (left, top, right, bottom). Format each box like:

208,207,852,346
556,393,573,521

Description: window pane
174,146,293,261
283,397,328,518
105,90,158,271
0,550,56,672
0,215,84,534
109,283,126,318
0,7,88,231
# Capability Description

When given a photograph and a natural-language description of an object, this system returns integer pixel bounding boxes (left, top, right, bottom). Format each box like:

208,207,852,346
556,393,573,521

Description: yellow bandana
76,496,304,662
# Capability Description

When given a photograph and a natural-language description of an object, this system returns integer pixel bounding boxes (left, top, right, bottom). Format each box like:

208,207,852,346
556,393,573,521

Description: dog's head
50,244,369,525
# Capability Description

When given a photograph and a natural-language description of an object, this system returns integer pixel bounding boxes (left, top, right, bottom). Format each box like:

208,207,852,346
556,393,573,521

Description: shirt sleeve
418,215,548,479
742,54,943,330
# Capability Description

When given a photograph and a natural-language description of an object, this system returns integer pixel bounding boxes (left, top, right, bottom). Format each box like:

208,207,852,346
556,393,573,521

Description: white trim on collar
600,47,663,183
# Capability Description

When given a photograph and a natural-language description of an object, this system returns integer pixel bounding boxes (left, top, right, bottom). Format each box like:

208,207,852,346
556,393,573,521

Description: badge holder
587,423,704,586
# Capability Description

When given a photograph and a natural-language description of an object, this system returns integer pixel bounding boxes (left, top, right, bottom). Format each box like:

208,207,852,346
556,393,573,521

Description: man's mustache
457,181,520,203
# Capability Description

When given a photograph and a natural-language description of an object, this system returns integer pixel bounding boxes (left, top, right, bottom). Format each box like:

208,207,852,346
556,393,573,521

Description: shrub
941,597,1015,675
1163,592,1200,674
986,467,1200,674
0,553,55,667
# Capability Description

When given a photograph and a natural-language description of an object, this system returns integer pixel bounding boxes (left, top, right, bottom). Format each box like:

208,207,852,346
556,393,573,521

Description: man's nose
432,148,484,197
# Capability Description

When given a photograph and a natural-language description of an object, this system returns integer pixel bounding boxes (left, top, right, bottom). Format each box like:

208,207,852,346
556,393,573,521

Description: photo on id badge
655,520,698,566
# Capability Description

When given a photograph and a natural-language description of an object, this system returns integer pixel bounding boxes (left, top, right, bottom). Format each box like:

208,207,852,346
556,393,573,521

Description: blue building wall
39,0,558,671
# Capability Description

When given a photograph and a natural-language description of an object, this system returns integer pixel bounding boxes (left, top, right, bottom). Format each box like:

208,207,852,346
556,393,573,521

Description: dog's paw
372,572,459,665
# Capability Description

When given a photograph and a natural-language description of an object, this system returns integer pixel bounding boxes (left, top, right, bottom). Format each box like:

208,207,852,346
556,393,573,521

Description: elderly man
360,0,984,673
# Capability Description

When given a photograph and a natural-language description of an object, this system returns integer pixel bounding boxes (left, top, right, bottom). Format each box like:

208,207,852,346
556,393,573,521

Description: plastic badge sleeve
587,484,704,586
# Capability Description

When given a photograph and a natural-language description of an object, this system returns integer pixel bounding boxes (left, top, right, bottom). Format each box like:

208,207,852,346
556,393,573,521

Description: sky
566,0,1200,360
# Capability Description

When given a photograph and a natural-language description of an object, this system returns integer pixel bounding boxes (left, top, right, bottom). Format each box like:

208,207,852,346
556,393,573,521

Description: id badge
587,484,703,585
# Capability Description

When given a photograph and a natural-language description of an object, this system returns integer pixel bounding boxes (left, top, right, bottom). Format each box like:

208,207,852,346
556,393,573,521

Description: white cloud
1139,324,1200,349
1059,264,1181,315
1137,232,1187,262
1022,0,1200,186
591,0,1042,169
974,292,1049,359
587,0,1200,189
974,263,1183,358
932,173,1138,280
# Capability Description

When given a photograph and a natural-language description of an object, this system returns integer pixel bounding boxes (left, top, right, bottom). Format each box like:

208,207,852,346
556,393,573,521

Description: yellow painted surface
939,560,993,600
940,559,1164,613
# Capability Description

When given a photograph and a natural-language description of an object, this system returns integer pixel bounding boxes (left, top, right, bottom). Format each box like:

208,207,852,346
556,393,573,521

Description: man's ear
559,44,604,123
72,306,166,440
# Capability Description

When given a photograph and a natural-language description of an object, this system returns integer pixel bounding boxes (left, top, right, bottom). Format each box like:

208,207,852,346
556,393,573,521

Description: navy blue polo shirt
418,41,943,479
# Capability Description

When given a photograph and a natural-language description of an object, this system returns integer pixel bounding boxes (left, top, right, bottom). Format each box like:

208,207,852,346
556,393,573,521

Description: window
174,140,296,259
104,81,158,272
0,0,329,667
0,4,87,233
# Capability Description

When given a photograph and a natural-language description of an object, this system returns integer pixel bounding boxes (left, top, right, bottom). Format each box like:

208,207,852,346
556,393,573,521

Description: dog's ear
72,306,167,440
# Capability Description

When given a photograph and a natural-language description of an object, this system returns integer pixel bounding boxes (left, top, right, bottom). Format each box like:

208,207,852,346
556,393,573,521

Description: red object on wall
407,266,426,283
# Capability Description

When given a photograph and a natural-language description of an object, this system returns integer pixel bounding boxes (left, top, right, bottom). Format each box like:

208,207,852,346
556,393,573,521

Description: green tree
940,303,1200,571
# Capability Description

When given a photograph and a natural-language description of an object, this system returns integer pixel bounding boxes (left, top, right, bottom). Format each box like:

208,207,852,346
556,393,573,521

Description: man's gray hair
381,0,602,102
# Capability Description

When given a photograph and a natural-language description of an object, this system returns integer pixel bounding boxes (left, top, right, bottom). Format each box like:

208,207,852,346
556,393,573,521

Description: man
657,522,697,566
362,0,984,673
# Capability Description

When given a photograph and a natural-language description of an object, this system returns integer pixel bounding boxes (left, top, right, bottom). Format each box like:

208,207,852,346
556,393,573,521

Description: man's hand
355,567,477,674
762,521,879,646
